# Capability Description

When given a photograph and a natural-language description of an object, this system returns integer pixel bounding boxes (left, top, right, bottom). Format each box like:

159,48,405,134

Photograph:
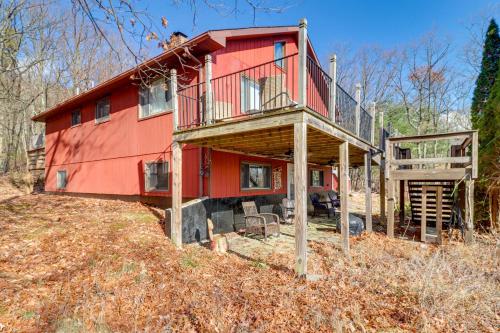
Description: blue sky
145,0,499,63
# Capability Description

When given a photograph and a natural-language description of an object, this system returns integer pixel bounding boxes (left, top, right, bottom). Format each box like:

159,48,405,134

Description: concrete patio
227,216,342,266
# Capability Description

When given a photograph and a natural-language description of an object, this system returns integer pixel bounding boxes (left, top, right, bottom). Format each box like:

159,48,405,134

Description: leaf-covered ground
0,178,498,332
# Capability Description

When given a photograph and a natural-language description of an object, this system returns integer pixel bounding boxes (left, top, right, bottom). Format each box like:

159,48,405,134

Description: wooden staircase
385,130,478,243
408,180,455,243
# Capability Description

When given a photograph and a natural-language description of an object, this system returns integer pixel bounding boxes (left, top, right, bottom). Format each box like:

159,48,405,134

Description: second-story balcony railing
176,52,375,145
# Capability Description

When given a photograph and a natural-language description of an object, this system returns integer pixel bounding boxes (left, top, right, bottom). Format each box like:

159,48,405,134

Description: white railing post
298,18,308,107
370,101,376,144
205,55,213,124
171,69,179,131
329,54,337,122
355,83,361,136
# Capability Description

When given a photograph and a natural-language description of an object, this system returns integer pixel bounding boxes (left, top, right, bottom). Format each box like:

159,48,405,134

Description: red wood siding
43,32,331,200
44,85,200,197
209,150,331,199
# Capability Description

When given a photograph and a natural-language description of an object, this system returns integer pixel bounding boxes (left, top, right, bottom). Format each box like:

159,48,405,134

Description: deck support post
171,69,178,130
364,150,372,232
355,83,361,136
339,141,350,255
379,108,386,224
386,139,394,237
370,102,376,144
172,141,183,247
380,164,386,225
421,186,427,242
464,179,474,244
436,186,443,244
387,178,395,238
294,121,308,277
298,18,308,107
328,54,337,122
399,180,405,226
205,55,213,124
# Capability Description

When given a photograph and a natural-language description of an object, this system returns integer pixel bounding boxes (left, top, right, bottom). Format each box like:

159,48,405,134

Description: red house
34,26,336,200
33,21,375,250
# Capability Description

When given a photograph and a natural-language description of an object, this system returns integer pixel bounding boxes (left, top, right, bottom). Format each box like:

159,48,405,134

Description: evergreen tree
471,19,500,130
479,59,500,173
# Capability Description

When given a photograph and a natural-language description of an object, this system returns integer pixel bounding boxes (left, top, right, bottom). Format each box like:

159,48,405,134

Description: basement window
56,170,67,189
145,161,169,191
139,78,173,118
241,163,271,190
310,169,324,187
95,96,110,123
71,110,81,126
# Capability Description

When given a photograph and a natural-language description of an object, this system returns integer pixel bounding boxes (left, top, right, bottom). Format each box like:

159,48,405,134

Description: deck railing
210,53,298,122
306,55,331,118
176,53,375,144
359,106,372,142
177,82,205,129
335,84,357,135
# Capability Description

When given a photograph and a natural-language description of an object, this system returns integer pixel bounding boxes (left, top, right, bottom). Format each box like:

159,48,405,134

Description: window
240,76,260,113
241,163,271,189
95,96,110,123
145,161,169,191
71,110,81,126
57,170,67,189
139,78,173,118
274,41,286,68
310,169,324,187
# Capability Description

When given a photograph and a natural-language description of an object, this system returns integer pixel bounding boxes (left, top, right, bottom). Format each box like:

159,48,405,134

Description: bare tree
0,0,129,173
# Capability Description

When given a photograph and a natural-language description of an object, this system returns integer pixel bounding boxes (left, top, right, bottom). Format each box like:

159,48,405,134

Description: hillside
0,178,497,332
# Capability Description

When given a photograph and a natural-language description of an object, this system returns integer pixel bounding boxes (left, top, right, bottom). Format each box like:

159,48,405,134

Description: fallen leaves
0,179,498,332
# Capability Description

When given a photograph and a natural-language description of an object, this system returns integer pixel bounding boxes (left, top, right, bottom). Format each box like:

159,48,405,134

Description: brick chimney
168,31,188,48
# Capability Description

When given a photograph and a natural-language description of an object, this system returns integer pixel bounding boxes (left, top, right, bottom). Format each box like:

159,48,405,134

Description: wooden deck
174,107,379,166
171,105,381,277
169,19,383,277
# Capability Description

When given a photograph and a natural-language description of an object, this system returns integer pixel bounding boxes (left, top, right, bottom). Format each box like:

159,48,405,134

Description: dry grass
0,180,498,332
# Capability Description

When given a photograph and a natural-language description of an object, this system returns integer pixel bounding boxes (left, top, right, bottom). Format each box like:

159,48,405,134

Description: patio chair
242,201,280,241
328,191,341,208
310,192,335,218
281,198,294,224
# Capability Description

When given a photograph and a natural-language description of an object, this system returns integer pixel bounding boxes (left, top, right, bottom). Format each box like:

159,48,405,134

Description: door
287,163,294,200
241,76,260,113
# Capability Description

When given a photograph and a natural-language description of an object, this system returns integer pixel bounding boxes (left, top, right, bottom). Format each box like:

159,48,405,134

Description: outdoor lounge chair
242,201,280,240
328,191,341,208
281,198,294,224
310,193,335,218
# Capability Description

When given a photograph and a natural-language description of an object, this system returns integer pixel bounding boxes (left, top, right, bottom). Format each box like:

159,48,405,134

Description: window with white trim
241,163,271,189
139,78,173,118
145,161,169,191
310,169,324,187
57,170,67,189
95,96,110,123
